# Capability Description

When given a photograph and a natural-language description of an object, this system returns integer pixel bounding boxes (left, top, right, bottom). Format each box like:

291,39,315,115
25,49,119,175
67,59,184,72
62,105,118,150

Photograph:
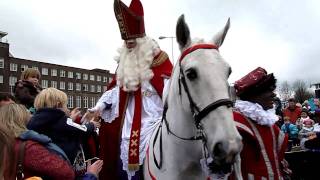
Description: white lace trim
89,86,120,123
234,100,278,126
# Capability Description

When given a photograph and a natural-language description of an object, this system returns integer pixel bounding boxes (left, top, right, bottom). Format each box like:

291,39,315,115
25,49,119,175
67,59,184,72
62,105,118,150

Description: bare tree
277,81,293,101
292,80,314,103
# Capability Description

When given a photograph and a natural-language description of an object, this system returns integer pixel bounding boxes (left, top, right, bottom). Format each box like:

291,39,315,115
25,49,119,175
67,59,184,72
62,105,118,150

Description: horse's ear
211,18,230,47
176,14,191,51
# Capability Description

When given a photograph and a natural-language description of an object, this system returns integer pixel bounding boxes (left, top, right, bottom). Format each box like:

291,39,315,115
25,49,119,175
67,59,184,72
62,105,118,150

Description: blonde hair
34,87,67,110
0,125,15,179
21,68,41,80
0,104,29,137
284,116,290,121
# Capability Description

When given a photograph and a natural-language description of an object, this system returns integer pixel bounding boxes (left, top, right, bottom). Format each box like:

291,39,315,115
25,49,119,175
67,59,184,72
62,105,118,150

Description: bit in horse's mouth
208,161,233,174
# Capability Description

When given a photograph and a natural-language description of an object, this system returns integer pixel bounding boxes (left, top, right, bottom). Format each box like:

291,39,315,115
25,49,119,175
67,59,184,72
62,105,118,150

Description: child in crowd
296,109,314,130
27,88,100,175
281,116,299,149
14,68,42,114
299,119,315,140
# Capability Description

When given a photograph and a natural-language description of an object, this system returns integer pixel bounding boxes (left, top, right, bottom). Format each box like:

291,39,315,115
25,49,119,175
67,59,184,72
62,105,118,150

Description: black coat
27,108,95,163
13,80,41,109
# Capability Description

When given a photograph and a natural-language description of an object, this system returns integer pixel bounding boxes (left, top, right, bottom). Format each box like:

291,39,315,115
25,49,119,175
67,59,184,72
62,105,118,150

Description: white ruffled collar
235,100,278,126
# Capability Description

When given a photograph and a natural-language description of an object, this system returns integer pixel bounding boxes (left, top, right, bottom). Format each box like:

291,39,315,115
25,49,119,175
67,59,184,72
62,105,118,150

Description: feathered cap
114,0,145,40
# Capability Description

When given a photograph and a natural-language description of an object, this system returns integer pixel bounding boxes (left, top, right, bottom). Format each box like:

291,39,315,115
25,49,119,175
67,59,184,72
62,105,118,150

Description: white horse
144,15,243,180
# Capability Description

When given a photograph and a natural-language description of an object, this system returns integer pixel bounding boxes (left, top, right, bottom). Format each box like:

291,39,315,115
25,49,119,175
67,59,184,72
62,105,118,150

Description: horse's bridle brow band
179,44,219,62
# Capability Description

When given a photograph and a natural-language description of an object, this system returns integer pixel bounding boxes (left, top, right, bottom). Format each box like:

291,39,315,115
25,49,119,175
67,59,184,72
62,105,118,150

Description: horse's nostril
213,142,225,157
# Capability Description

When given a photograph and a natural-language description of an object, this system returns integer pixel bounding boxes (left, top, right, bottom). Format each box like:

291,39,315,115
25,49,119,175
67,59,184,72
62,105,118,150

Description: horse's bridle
153,44,234,169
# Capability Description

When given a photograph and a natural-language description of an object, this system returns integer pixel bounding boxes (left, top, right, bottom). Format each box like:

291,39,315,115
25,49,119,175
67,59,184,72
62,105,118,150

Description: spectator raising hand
87,160,103,178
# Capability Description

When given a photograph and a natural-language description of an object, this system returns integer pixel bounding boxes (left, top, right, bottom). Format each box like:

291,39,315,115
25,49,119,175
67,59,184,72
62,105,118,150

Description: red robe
231,111,288,180
99,51,172,180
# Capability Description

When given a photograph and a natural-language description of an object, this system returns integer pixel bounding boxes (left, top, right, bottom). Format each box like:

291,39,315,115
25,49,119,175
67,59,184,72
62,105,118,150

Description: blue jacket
281,123,299,139
27,108,95,163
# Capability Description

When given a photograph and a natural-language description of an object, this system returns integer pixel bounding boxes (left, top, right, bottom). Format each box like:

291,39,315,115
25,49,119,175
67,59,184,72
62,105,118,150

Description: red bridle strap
179,44,219,62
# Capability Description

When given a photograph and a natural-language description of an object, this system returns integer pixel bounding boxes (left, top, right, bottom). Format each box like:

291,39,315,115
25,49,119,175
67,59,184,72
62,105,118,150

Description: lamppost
159,36,175,61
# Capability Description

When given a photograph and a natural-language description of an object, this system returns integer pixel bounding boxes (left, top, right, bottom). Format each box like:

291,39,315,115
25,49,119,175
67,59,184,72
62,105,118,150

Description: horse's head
170,15,242,174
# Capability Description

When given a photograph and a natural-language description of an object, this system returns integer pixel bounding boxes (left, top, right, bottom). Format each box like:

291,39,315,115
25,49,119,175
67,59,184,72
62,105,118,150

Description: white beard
114,36,161,92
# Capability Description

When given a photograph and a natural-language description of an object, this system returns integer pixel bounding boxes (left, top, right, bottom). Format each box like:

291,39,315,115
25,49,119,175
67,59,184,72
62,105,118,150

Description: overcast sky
1,0,319,84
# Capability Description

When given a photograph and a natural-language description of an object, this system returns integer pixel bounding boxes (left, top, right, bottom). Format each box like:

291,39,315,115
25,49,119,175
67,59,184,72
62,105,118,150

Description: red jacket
231,111,288,180
283,106,302,123
5,139,75,180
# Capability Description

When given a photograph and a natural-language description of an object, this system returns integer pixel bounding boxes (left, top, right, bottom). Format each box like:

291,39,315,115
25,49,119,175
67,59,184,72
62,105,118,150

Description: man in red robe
89,0,173,179
231,67,289,180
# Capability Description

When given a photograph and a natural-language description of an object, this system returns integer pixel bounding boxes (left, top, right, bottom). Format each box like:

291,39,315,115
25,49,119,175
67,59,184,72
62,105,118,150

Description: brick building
0,31,113,111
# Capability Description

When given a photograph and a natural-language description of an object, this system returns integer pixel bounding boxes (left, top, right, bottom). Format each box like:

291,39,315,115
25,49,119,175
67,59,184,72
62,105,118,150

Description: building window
90,85,95,92
76,72,81,80
10,63,18,71
97,85,102,93
103,76,108,83
42,80,48,88
76,83,81,91
9,76,17,86
68,71,73,78
84,97,88,108
68,82,73,90
60,70,66,77
0,75,3,83
60,81,65,90
83,84,88,91
67,95,74,108
0,58,4,68
91,97,96,107
42,68,48,75
21,65,28,72
83,74,88,80
32,66,38,70
90,75,95,81
51,81,57,88
97,75,101,82
9,76,17,93
51,69,57,76
76,96,82,108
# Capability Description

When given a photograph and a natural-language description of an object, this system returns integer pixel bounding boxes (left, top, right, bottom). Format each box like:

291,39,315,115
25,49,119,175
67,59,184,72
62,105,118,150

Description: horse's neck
166,102,197,138
164,85,203,150
158,96,203,174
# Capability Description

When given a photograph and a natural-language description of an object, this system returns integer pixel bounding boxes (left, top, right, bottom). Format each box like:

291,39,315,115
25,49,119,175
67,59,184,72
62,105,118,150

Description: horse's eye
186,68,197,81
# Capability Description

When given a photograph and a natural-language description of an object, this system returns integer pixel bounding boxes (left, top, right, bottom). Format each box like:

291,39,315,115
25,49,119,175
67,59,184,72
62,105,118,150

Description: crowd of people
0,69,103,180
1,0,319,180
276,98,320,151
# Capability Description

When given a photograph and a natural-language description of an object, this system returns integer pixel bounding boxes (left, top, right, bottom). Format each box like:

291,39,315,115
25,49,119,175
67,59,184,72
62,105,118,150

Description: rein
152,44,234,170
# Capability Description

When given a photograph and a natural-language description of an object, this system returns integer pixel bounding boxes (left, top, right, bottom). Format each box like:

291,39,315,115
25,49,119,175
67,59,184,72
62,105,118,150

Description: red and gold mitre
114,0,145,40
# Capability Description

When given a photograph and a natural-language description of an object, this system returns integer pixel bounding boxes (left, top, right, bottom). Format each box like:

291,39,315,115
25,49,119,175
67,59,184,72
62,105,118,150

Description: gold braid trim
128,164,140,171
151,51,168,67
